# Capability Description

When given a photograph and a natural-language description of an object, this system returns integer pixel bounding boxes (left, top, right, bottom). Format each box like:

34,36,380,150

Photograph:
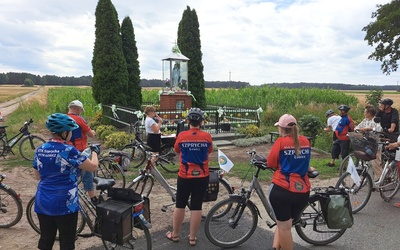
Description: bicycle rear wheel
0,185,23,228
102,216,152,250
19,135,45,161
204,198,258,248
26,196,85,236
379,162,400,201
335,171,373,214
121,144,146,169
97,159,126,188
295,200,346,245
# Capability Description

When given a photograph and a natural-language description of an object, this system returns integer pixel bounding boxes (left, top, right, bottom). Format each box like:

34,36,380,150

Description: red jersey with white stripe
267,135,311,193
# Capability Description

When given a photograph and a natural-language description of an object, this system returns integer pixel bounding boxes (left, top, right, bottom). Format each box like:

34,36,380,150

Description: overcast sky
1,0,398,86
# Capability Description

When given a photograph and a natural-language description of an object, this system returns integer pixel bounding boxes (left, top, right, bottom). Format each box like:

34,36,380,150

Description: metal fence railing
102,104,261,135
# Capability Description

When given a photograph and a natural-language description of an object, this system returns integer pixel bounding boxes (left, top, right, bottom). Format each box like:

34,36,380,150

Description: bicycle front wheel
338,154,365,176
295,200,346,246
102,216,152,250
379,163,400,201
202,177,234,218
121,144,146,169
97,159,126,188
0,185,23,228
204,198,258,248
26,196,85,236
335,171,373,214
19,135,45,161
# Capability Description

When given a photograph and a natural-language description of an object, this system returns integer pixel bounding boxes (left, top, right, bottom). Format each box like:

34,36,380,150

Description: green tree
121,16,142,110
23,78,34,87
177,6,206,108
92,0,128,106
365,87,383,108
363,1,400,75
0,73,9,84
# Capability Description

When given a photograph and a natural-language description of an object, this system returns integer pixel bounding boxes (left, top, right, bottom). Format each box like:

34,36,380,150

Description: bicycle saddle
93,177,115,191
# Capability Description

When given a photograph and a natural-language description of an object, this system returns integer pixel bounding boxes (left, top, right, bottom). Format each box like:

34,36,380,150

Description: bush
103,131,135,149
96,125,117,141
238,124,263,138
298,115,324,137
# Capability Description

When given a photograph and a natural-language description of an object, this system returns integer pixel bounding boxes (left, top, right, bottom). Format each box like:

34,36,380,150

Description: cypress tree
177,6,206,108
92,0,128,106
121,16,142,110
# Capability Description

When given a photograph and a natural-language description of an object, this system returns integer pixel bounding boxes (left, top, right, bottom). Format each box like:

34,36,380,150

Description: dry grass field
0,85,41,103
349,91,400,108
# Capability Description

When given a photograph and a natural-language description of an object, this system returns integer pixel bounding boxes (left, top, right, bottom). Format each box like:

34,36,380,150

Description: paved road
89,191,400,249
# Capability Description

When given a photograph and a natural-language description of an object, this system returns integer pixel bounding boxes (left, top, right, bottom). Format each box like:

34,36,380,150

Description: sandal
188,235,197,246
165,231,179,242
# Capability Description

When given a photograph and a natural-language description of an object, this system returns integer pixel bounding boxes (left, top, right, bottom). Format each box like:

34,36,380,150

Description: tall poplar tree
177,6,206,108
121,16,142,110
92,0,128,106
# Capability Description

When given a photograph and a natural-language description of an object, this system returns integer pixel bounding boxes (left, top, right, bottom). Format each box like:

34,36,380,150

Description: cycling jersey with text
174,128,212,179
267,135,311,193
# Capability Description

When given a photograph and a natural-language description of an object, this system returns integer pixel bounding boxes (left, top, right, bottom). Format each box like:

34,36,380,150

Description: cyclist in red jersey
165,108,212,247
267,114,315,250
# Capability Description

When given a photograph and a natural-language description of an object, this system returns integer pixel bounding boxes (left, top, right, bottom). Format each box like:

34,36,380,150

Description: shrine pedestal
160,92,192,119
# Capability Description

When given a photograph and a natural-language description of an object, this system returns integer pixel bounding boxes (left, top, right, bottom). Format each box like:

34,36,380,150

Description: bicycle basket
347,132,378,161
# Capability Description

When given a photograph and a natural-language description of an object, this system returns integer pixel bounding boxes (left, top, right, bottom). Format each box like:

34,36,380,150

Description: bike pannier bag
203,168,219,202
95,199,132,245
320,189,353,229
108,187,142,202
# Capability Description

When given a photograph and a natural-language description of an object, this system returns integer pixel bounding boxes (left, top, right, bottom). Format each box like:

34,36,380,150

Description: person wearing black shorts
267,114,315,250
165,108,213,247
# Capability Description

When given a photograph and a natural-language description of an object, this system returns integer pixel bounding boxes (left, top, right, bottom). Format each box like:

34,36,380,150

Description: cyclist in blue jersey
32,113,99,250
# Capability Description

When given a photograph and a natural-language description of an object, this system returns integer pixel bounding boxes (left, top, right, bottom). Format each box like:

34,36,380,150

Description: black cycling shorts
269,183,309,222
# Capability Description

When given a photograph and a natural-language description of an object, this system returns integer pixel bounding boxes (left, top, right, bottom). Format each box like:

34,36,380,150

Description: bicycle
96,149,127,188
204,150,347,248
120,121,178,173
0,174,23,228
0,118,45,161
335,131,400,213
127,150,234,217
27,177,152,250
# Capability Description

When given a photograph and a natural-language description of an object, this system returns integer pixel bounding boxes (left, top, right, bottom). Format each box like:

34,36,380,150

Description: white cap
68,100,84,111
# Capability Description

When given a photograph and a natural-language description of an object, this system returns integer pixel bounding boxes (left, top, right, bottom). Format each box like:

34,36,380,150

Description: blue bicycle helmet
186,108,204,121
46,113,79,133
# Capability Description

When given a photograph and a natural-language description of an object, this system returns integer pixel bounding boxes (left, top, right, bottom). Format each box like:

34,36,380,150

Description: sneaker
326,162,335,167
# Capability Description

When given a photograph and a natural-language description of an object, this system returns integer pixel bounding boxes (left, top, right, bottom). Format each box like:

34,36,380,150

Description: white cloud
0,0,398,85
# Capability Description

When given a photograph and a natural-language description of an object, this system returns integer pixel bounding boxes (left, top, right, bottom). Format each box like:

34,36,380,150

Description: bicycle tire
102,216,152,250
204,197,258,248
335,171,373,214
19,135,45,161
26,196,86,237
97,159,126,188
338,154,365,176
0,185,23,228
129,174,154,198
379,163,400,201
121,144,146,169
295,199,346,245
0,137,6,156
202,177,234,218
